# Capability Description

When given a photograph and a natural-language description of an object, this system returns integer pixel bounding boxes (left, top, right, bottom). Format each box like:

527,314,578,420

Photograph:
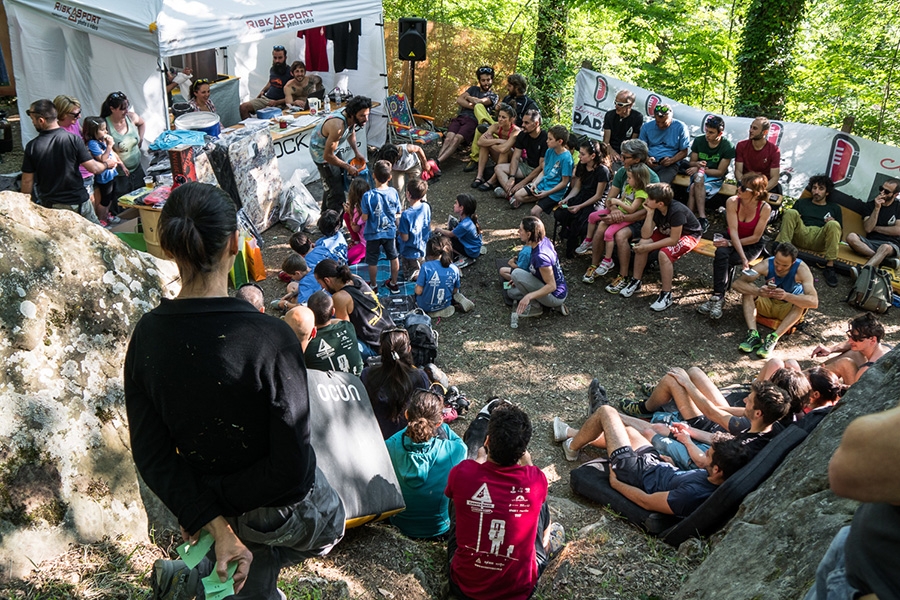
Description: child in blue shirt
361,160,402,293
82,116,125,225
398,177,432,281
435,193,483,267
510,125,573,218
415,235,474,317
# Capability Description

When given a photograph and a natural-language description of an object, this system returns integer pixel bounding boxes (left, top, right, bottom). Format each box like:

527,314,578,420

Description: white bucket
174,112,221,137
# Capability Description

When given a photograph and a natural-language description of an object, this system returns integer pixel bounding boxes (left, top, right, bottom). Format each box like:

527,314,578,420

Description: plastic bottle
323,95,332,114
510,312,519,329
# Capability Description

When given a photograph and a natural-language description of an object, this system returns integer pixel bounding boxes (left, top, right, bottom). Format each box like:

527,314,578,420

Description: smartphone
742,268,757,277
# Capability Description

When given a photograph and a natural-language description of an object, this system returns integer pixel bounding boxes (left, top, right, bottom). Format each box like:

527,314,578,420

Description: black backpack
847,265,893,314
405,309,438,366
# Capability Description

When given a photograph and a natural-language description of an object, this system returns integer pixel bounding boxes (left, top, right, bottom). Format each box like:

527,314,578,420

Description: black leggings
712,240,765,296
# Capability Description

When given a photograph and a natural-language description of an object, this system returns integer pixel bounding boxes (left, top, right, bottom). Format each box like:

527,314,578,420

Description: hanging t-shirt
325,19,361,72
298,27,329,72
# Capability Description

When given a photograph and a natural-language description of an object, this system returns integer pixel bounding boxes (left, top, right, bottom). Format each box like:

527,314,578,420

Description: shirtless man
284,61,324,109
810,312,890,384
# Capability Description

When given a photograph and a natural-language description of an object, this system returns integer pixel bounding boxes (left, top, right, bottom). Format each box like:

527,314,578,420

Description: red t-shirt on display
736,139,781,178
445,460,548,600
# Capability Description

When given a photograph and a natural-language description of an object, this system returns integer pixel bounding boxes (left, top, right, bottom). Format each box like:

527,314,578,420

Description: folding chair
385,92,442,146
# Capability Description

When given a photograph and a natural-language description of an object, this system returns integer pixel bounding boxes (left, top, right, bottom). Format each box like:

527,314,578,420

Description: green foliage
734,0,807,118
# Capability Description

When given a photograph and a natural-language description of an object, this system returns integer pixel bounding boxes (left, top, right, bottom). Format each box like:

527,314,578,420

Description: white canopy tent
4,0,389,147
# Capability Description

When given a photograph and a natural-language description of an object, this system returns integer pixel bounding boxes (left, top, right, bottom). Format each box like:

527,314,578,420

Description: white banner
572,68,900,203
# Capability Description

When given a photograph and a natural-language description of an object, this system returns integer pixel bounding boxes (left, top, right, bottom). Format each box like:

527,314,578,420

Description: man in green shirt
776,174,842,287
685,116,735,233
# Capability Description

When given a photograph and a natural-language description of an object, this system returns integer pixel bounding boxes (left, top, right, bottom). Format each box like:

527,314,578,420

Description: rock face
678,346,900,599
0,192,180,580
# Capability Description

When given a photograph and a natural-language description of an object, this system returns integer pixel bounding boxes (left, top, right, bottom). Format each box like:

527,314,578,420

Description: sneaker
574,240,592,256
709,296,724,319
588,378,608,415
620,397,652,418
850,266,859,282
582,265,598,284
546,522,566,560
605,275,628,294
738,329,762,353
480,397,514,416
697,298,714,315
106,214,122,225
519,303,544,318
562,438,579,462
650,291,673,311
552,417,570,443
453,257,476,269
494,186,506,199
619,278,641,298
757,332,779,359
151,559,199,600
453,292,475,312
884,257,900,270
557,303,570,316
278,271,293,283
595,258,614,276
823,266,838,287
463,161,477,172
699,217,709,233
385,280,400,294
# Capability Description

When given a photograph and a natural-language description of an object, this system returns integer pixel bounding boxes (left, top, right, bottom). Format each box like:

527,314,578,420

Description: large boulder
678,346,900,599
0,192,180,580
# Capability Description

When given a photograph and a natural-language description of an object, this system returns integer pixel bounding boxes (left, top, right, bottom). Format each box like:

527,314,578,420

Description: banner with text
572,68,900,202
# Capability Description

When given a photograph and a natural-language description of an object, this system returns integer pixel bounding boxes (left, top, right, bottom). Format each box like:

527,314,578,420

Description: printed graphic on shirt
463,482,534,571
427,271,446,307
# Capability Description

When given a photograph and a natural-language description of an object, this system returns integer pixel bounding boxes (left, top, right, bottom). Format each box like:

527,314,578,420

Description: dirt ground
2,124,893,599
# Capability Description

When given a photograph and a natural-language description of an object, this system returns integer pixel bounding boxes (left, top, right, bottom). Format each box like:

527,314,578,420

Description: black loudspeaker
398,17,427,61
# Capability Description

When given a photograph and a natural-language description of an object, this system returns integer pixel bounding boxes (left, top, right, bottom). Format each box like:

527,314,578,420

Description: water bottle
510,312,519,329
323,95,332,114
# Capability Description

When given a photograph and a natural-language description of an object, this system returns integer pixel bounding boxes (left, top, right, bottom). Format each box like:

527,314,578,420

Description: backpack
405,309,438,366
847,265,893,314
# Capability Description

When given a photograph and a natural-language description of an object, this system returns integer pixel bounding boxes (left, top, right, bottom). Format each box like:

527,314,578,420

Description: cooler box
255,107,282,120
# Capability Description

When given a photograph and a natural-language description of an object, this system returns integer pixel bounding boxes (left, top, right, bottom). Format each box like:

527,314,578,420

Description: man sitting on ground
846,178,900,271
732,242,819,358
620,183,702,311
685,115,735,233
304,290,364,376
436,66,499,167
638,104,690,184
811,312,890,385
776,174,843,287
446,403,564,600
734,116,782,193
557,404,750,516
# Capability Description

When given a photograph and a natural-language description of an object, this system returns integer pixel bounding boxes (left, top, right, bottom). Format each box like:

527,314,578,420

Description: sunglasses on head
110,91,126,100
195,78,210,86
273,45,285,51
654,105,671,115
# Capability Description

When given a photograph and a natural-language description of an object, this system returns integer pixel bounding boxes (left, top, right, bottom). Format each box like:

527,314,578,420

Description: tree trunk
733,0,807,119
531,0,568,121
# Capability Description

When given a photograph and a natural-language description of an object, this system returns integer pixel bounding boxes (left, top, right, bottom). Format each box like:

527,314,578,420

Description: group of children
279,158,483,319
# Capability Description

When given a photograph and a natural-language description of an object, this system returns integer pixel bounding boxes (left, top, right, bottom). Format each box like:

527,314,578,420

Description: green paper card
176,530,214,570
201,562,238,600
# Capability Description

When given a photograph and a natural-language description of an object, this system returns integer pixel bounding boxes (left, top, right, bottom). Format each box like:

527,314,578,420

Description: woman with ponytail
385,389,466,538
360,328,432,439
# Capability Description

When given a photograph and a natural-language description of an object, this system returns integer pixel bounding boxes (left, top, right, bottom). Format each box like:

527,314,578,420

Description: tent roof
7,0,383,56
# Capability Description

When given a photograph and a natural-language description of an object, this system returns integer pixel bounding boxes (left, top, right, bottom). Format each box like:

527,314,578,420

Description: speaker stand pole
409,60,416,114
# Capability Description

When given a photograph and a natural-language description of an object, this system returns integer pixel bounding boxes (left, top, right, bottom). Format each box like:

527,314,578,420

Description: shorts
247,96,278,113
516,162,536,178
628,221,643,239
447,115,477,143
50,200,101,225
690,175,724,199
536,196,558,214
649,231,700,263
756,295,808,322
857,236,900,258
365,237,399,265
651,433,708,471
609,445,662,490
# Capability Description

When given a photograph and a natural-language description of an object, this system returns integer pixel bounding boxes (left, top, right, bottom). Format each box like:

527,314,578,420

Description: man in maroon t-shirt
446,403,563,600
734,117,782,193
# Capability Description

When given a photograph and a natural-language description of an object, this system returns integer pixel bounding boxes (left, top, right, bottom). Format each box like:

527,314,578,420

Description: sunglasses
879,186,897,195
615,101,632,107
238,282,263,292
69,110,81,118
654,105,671,115
110,91,126,100
194,78,210,86
738,184,749,192
273,45,285,51
477,67,494,75
847,330,868,342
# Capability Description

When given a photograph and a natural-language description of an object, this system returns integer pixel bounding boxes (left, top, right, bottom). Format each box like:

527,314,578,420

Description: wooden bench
671,174,784,211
